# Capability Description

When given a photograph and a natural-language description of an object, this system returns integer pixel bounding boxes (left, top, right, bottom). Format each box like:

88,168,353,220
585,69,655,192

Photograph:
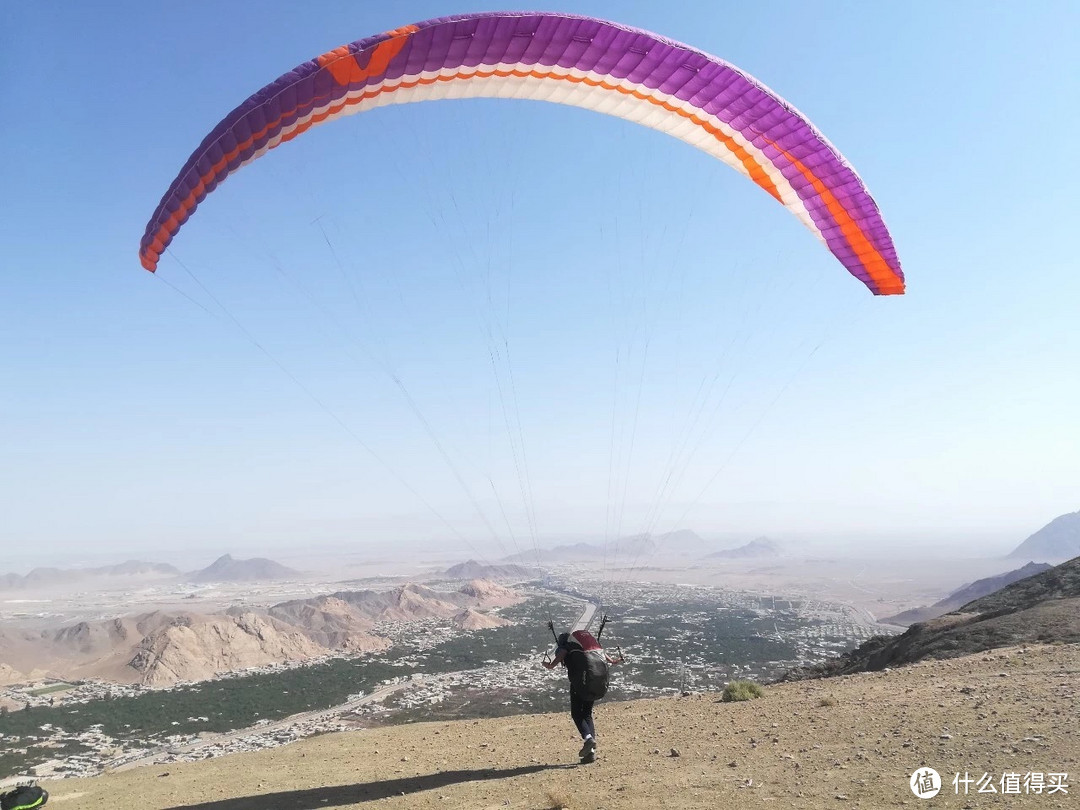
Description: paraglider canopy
139,11,903,295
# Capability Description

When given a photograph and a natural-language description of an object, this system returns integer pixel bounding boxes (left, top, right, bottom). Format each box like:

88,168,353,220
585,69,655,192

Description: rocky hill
0,611,327,686
186,554,300,583
271,581,516,639
125,613,325,686
501,535,657,564
452,607,511,630
41,642,1080,810
328,583,467,622
502,542,602,563
322,581,519,622
883,561,1053,625
498,531,711,564
443,560,534,580
3,608,350,688
787,556,1080,678
0,663,41,688
0,581,520,687
266,596,391,652
654,529,710,556
1008,509,1080,561
961,554,1080,613
0,561,180,591
706,537,782,559
457,579,522,608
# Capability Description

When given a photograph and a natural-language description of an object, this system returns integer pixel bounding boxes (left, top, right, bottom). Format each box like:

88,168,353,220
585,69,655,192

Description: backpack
1,785,48,810
565,630,609,700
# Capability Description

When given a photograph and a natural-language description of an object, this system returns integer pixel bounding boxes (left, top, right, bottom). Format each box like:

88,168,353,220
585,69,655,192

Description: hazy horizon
0,522,1052,575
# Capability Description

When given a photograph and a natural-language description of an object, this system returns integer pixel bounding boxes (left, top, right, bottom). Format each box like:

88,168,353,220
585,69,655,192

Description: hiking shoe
578,737,597,758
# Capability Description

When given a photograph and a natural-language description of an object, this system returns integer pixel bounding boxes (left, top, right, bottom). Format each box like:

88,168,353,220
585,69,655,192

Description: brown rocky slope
784,555,1080,678
48,643,1077,809
0,581,518,687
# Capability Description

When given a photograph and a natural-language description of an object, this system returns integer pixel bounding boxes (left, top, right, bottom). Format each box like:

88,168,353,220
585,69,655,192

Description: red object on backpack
571,630,601,652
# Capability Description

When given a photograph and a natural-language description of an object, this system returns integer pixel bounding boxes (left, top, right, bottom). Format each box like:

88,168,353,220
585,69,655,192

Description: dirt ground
47,643,1077,809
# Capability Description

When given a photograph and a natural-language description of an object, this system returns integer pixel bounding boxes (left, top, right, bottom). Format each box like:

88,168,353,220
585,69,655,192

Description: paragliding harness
549,616,619,701
0,782,48,810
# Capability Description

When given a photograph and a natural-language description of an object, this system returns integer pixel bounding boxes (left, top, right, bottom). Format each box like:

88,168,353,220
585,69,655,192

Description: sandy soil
46,643,1077,809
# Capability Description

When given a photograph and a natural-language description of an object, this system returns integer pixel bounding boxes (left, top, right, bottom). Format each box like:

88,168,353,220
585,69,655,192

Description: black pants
570,691,595,739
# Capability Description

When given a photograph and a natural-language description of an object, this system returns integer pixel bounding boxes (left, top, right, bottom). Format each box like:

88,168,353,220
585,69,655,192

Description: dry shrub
721,680,764,702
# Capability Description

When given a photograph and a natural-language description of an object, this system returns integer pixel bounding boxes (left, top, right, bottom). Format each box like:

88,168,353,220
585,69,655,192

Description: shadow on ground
162,764,573,809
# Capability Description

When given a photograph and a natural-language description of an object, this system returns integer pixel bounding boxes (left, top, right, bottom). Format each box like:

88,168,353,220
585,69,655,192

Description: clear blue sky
2,1,1077,567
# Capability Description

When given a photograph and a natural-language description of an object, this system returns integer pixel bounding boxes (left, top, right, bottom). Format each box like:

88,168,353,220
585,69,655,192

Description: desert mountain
502,542,599,563
503,530,708,562
267,596,390,652
186,554,300,583
1008,509,1080,560
0,611,327,687
627,534,659,557
883,561,1053,625
125,612,325,686
960,553,1080,613
502,535,656,564
323,581,520,622
0,663,24,687
653,529,710,555
272,581,518,639
706,536,782,559
0,612,182,672
607,534,661,559
442,559,534,580
457,579,523,608
0,581,520,687
50,612,181,658
787,555,1080,678
0,561,180,591
325,583,466,623
452,607,511,630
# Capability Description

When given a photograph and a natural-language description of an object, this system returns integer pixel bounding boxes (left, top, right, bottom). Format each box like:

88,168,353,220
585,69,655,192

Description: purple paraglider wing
140,12,903,295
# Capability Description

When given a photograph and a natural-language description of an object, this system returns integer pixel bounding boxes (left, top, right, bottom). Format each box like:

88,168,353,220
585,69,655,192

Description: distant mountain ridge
1008,510,1080,561
497,530,719,564
960,555,1080,613
443,560,534,580
784,555,1080,679
502,542,604,563
653,529,710,555
706,537,782,559
0,561,180,591
186,554,300,583
883,561,1053,626
501,535,658,564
